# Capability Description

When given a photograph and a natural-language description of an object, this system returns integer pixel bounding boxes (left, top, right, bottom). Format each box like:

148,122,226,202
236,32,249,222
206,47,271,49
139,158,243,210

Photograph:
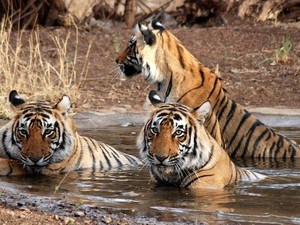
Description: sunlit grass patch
273,35,292,64
0,19,92,118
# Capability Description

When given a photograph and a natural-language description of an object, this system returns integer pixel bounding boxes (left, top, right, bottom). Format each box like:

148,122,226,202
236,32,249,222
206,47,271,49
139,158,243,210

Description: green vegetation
274,35,292,64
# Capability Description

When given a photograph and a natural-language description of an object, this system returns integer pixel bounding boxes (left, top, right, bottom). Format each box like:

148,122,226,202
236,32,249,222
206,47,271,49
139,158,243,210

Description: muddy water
0,125,300,224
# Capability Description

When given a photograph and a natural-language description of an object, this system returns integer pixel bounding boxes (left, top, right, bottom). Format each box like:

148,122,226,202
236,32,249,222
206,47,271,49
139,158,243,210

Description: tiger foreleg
0,158,28,176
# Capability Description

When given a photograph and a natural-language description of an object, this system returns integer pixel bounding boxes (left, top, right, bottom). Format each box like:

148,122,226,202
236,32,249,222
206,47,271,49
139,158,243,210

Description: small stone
74,211,85,217
121,122,133,127
17,202,24,207
18,214,26,219
63,217,75,224
117,218,129,225
102,217,112,224
54,215,60,220
7,211,15,217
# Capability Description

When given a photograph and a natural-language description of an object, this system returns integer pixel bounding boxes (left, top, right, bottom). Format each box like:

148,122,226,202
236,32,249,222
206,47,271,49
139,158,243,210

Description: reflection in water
0,125,300,224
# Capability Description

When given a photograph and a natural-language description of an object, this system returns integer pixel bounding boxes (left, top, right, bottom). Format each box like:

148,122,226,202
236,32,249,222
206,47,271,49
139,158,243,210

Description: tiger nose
155,155,168,163
29,156,43,163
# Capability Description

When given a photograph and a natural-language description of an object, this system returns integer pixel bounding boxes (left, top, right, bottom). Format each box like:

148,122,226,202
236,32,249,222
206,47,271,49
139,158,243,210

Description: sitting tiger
0,90,141,176
138,91,266,189
116,20,300,159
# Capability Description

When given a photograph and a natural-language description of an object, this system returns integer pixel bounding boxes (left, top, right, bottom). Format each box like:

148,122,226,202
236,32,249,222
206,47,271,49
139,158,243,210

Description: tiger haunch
116,20,300,159
138,91,265,189
0,91,141,175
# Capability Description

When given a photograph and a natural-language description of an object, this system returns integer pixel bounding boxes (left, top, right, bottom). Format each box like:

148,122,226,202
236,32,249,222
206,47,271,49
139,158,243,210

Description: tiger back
116,20,300,159
138,91,265,189
0,91,141,175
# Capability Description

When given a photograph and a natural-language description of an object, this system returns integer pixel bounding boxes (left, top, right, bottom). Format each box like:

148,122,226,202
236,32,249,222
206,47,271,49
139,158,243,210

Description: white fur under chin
142,62,163,83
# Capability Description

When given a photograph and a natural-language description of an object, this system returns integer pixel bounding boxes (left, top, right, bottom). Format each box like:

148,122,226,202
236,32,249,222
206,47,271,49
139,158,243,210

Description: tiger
116,20,300,159
0,90,141,176
138,90,266,189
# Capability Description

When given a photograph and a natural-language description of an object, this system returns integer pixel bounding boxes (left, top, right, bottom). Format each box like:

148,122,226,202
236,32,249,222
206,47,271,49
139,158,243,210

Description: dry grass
0,18,92,118
274,36,292,64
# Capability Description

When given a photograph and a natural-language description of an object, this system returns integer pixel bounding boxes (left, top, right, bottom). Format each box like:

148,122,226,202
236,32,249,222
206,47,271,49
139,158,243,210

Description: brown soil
1,19,300,224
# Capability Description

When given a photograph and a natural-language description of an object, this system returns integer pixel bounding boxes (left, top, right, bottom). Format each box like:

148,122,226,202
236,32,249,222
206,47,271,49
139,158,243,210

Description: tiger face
116,20,190,84
138,91,211,185
2,91,76,168
115,35,142,79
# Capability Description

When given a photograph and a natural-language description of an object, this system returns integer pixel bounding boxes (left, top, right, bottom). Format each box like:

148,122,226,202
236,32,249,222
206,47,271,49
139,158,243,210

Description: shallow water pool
0,125,300,224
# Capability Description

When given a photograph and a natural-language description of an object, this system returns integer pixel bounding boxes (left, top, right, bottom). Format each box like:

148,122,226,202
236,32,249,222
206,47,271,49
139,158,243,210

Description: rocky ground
0,17,300,224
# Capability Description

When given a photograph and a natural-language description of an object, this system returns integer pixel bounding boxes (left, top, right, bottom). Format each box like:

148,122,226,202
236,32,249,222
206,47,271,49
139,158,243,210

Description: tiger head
2,90,76,168
116,20,197,84
115,35,142,79
138,90,212,185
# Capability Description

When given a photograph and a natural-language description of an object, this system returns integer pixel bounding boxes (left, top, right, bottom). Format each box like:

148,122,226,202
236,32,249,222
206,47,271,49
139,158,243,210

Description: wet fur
138,95,265,189
0,93,141,175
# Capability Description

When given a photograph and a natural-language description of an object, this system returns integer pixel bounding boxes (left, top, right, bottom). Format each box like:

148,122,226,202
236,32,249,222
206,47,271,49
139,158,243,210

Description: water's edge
1,108,300,129
73,108,300,129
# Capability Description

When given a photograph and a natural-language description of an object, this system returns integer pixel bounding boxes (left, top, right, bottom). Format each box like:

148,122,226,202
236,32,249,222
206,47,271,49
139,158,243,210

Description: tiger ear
149,19,165,31
193,101,211,123
54,95,72,115
9,90,26,111
136,23,156,45
147,90,163,109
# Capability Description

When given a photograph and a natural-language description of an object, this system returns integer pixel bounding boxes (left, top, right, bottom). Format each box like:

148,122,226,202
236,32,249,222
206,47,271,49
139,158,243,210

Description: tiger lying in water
116,20,300,159
138,90,266,189
0,91,141,175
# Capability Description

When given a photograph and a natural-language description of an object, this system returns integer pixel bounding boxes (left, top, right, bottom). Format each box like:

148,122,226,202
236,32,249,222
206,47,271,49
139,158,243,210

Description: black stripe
199,68,205,84
40,113,50,119
243,169,251,180
183,174,214,188
107,145,123,167
230,138,243,157
213,95,226,113
237,168,242,180
165,73,173,101
2,130,13,158
177,84,204,103
99,160,103,170
200,145,214,169
177,45,185,69
227,111,250,149
221,101,237,134
275,135,284,157
269,142,276,157
210,116,219,139
289,145,296,159
74,137,84,169
157,82,162,91
251,128,269,158
102,148,112,170
241,121,262,158
217,98,229,122
86,137,97,171
207,78,218,100
211,86,223,111
124,154,139,165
